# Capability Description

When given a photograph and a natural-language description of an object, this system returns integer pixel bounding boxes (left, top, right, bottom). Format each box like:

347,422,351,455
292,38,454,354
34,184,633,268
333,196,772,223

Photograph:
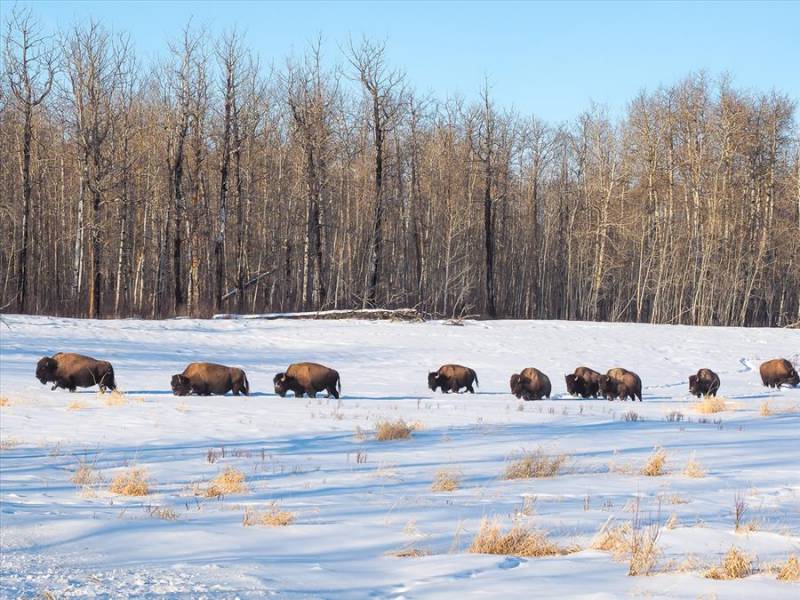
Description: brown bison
428,364,478,394
36,352,116,392
274,362,341,398
759,358,799,388
510,368,551,400
567,367,601,398
171,362,249,396
599,368,642,401
689,368,721,397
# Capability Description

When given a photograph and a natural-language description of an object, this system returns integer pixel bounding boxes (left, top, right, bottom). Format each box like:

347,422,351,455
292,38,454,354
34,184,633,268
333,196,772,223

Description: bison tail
336,374,342,395
243,373,250,396
471,369,479,388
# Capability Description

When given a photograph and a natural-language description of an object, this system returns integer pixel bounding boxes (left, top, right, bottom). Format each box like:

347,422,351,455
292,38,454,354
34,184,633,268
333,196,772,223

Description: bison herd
33,352,799,401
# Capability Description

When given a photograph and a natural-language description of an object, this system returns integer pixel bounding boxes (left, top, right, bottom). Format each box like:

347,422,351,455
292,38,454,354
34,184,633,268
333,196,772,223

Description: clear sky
5,0,799,123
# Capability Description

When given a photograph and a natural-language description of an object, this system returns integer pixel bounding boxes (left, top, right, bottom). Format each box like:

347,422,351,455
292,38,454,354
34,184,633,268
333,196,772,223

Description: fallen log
213,308,424,321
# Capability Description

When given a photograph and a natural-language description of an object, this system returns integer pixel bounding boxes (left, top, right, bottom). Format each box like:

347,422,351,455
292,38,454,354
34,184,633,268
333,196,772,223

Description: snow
1,315,799,598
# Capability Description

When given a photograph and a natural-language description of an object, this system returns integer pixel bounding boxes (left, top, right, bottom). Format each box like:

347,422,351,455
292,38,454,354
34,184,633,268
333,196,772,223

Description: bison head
565,374,578,395
171,374,192,396
598,374,615,397
273,372,292,397
36,356,57,384
688,374,701,396
509,373,520,394
427,371,441,392
788,367,800,386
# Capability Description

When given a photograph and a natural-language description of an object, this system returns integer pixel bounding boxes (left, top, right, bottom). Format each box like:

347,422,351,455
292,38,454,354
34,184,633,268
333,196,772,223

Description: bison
273,362,341,398
599,368,642,401
428,364,478,394
759,358,799,388
567,367,601,398
689,368,721,397
510,367,551,400
36,352,116,392
171,362,249,396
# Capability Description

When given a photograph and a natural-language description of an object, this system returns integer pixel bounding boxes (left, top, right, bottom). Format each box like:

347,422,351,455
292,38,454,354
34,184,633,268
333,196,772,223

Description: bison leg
327,385,339,399
466,384,475,394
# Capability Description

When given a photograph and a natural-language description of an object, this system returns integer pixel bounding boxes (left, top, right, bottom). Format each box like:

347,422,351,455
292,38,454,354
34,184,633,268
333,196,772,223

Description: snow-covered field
1,315,799,599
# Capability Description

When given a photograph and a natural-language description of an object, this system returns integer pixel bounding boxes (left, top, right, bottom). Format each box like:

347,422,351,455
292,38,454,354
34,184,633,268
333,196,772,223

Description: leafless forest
2,11,799,325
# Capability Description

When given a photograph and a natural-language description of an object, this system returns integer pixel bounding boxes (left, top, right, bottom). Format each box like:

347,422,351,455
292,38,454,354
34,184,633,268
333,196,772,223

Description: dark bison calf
689,368,721,397
171,362,249,396
36,352,116,392
274,362,341,398
599,368,642,401
428,364,478,394
759,358,799,388
510,368,551,400
566,366,601,398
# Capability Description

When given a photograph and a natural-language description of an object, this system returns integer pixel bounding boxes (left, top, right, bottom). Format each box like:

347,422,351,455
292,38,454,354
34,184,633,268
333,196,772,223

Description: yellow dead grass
102,390,127,406
71,461,101,487
431,469,461,492
683,453,705,478
705,547,751,580
641,447,667,476
375,419,414,441
468,517,573,557
0,396,10,407
67,399,89,411
693,396,729,414
776,555,800,582
109,467,150,496
206,466,247,497
242,505,295,527
504,448,567,480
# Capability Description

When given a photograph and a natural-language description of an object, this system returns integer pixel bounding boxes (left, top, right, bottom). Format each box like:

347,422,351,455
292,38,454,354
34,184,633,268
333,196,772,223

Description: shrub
468,517,570,557
109,467,150,496
71,461,100,487
705,547,751,580
504,448,567,480
206,466,247,497
431,469,460,492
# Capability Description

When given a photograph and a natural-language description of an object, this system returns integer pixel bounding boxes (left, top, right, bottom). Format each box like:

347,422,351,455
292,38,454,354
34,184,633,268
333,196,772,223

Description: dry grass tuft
375,419,414,441
641,447,668,476
386,546,432,558
665,513,679,530
206,466,247,497
591,522,633,559
683,453,705,478
242,504,295,527
0,396,10,407
693,396,728,414
759,401,772,416
67,399,89,411
468,517,571,557
431,469,461,492
109,467,150,496
147,505,179,520
102,390,127,406
71,461,101,487
504,447,567,480
705,547,751,580
776,555,800,582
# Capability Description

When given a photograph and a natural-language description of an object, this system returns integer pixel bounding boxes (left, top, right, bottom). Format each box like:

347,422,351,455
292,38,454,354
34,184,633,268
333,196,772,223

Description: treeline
2,10,799,326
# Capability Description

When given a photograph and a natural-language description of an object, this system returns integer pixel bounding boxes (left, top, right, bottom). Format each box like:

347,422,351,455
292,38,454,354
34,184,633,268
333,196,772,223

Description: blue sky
6,1,799,122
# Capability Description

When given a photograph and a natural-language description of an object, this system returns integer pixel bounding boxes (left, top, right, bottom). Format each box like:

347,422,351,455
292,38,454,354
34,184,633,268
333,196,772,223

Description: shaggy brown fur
759,358,799,388
572,366,601,398
599,368,642,401
428,364,478,394
689,368,721,397
36,352,116,392
510,368,551,400
171,362,249,396
273,362,341,398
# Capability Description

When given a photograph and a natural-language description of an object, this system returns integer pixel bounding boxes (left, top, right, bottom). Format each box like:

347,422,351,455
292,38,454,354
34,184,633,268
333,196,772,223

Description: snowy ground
1,315,799,599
